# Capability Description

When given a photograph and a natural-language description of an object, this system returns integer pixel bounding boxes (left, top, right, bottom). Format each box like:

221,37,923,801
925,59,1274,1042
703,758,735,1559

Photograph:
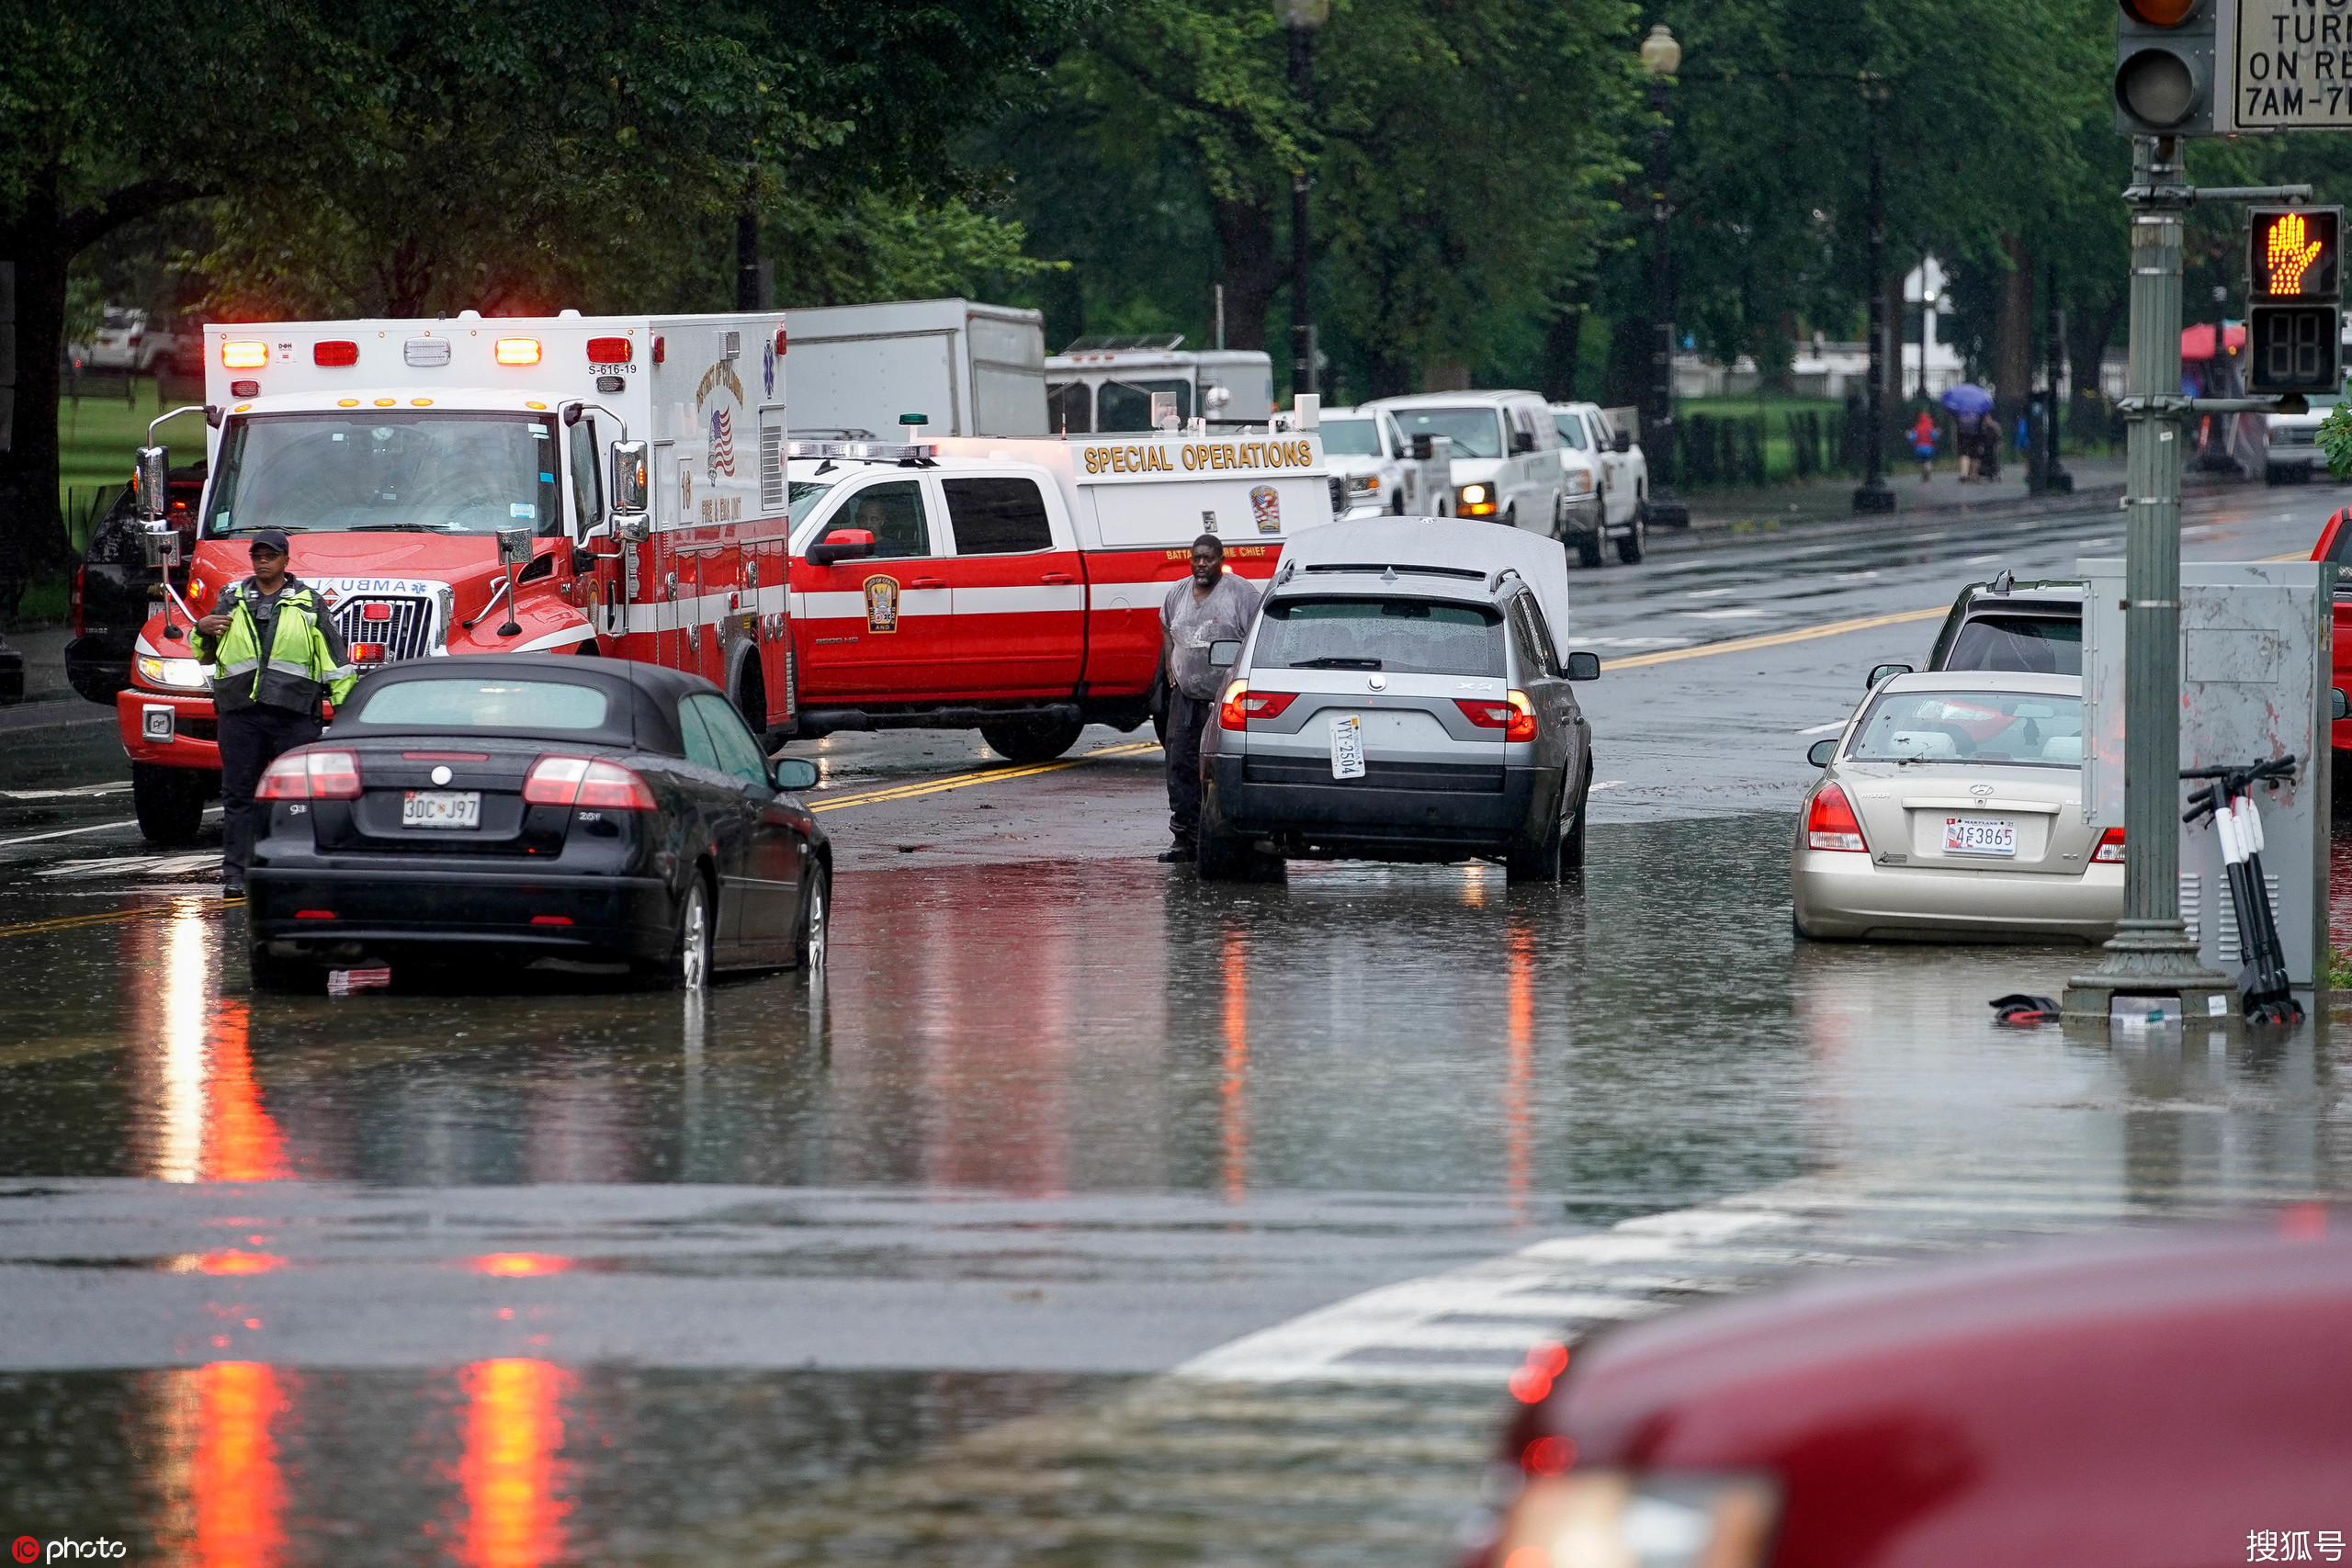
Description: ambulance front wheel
133,763,208,845
980,718,1085,764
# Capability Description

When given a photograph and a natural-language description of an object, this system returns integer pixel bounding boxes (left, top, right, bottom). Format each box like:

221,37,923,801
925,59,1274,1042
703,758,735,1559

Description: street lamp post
1852,78,1896,513
1640,25,1690,528
1283,0,1328,401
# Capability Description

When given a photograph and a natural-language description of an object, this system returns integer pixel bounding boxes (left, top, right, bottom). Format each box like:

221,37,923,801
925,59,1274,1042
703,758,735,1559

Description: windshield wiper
1292,656,1384,670
351,524,449,533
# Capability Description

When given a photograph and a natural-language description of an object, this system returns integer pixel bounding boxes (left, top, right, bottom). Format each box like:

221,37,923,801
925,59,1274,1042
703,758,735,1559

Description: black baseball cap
249,529,290,556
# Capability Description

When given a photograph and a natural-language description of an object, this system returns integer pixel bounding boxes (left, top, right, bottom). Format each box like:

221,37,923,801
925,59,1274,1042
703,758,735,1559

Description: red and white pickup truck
784,428,1333,761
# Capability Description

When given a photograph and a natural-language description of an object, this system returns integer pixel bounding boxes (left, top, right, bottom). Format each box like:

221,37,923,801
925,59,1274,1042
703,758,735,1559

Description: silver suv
1196,519,1600,883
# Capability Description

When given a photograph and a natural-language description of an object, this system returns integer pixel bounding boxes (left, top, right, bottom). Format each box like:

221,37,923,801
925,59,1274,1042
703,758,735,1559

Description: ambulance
785,420,1332,761
119,310,792,842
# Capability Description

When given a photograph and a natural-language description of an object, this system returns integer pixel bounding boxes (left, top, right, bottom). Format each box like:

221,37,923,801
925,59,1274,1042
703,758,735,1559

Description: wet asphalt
2,480,2347,1563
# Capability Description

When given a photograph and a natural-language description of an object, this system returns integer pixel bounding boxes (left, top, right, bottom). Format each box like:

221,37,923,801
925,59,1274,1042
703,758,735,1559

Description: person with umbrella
1943,383,1996,482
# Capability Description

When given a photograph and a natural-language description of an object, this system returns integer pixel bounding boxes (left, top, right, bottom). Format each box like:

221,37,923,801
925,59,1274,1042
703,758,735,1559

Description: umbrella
1941,383,1995,416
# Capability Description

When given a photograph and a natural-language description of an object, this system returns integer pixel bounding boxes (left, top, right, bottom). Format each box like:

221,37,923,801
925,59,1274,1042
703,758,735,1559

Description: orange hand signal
2267,213,2327,295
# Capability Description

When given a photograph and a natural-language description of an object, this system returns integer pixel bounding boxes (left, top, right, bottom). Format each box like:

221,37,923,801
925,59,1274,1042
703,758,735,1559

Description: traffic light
2247,208,2344,396
2114,0,2216,136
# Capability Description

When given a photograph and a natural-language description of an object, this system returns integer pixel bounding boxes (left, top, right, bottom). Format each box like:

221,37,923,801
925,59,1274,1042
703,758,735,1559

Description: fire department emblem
1250,484,1282,534
864,575,899,634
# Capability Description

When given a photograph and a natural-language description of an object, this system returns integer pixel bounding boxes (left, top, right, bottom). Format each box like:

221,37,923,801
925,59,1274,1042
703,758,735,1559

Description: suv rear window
1945,614,2081,675
1254,597,1504,677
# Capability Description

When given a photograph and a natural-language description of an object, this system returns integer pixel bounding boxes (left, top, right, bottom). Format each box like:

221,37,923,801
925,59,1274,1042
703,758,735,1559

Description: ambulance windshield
203,412,563,538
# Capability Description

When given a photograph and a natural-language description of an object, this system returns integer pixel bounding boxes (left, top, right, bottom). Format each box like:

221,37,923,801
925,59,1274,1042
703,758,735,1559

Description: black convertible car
245,655,829,991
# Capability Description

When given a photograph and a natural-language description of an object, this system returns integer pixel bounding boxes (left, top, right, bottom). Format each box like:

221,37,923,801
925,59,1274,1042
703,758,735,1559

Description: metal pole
1288,26,1317,400
1853,85,1896,513
2064,136,2231,1021
2045,257,2074,492
735,209,762,313
1645,73,1689,527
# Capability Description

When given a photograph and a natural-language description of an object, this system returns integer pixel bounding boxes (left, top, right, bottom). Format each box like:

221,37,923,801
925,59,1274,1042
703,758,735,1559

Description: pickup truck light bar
786,440,939,463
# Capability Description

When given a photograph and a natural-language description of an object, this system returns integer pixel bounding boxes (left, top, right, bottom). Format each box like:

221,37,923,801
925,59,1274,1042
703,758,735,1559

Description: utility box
2080,558,2331,998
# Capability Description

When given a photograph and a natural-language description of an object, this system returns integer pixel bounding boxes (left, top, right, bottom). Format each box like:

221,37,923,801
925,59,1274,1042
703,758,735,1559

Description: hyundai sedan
244,655,829,990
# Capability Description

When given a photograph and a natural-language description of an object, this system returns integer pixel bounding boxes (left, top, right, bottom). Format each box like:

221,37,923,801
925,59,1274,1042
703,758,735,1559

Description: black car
66,463,205,705
245,655,829,991
1867,570,2085,688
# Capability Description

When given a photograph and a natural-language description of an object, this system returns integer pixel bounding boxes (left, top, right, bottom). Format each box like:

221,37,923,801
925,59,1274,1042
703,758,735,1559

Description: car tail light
221,340,268,369
1489,1472,1780,1568
523,754,656,809
531,914,574,926
494,338,541,366
1218,683,1298,729
586,336,631,363
70,564,85,638
1806,783,1868,852
312,340,358,367
2093,827,2126,863
1454,693,1539,741
255,750,362,801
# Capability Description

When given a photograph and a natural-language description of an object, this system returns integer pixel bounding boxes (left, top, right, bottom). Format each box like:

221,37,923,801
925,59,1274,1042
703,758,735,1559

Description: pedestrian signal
2248,208,2342,304
2113,0,2214,136
2246,307,2340,395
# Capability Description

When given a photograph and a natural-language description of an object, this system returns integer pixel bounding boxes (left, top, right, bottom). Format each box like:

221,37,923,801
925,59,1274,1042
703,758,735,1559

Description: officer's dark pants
219,704,321,885
1165,688,1211,846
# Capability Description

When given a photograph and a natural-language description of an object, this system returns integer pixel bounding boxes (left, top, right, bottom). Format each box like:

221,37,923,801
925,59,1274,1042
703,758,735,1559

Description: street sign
2116,0,2218,136
2225,0,2352,131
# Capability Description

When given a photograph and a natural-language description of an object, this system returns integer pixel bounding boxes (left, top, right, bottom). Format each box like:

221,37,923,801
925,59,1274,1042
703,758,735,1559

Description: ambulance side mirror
1209,639,1242,670
496,527,533,570
808,529,875,567
609,439,650,541
136,446,170,524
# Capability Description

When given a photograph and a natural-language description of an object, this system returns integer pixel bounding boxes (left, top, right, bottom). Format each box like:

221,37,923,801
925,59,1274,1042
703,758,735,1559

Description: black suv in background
1867,571,2085,688
65,463,204,705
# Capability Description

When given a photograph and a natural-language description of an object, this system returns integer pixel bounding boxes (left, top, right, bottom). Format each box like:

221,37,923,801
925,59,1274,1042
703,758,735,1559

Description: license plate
1330,714,1366,780
1942,816,2015,856
402,790,481,829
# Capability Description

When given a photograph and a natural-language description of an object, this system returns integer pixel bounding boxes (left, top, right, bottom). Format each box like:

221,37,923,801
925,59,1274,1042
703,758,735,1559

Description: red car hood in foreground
1501,1221,2351,1568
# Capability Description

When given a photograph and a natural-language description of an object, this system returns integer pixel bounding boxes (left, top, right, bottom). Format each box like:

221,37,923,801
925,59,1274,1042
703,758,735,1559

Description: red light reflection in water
469,1254,573,1278
458,1359,573,1568
188,1361,288,1568
126,905,288,1183
202,998,288,1182
1221,926,1250,1203
1504,919,1534,1222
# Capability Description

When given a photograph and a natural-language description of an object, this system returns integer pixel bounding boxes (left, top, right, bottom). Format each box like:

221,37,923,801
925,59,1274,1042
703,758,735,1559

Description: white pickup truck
1549,400,1649,567
1319,404,1453,517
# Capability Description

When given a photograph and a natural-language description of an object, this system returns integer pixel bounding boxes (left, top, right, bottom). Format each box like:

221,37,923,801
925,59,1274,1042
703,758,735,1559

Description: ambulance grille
761,425,785,513
332,596,435,662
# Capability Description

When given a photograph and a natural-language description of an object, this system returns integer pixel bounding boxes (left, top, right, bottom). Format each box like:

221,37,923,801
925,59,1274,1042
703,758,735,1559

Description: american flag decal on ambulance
709,408,736,477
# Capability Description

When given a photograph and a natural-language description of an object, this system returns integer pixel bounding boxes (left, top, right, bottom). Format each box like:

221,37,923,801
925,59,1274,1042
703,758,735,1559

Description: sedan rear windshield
353,679,611,730
1254,597,1504,677
1386,408,1503,460
1849,690,2084,766
1945,613,2082,675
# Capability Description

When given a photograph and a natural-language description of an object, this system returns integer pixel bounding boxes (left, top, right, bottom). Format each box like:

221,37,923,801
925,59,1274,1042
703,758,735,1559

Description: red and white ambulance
119,311,793,841
785,424,1332,760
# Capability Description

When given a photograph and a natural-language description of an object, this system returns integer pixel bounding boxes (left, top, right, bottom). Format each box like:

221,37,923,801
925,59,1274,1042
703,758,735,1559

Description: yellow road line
0,898,236,940
809,739,1161,813
1604,606,1946,671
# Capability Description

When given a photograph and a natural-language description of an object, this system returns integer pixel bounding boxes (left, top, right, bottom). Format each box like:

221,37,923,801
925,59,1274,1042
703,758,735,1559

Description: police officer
192,529,356,896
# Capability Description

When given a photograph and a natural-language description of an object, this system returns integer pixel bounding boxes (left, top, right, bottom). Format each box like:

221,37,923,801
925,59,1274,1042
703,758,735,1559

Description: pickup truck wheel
981,718,1085,764
1615,513,1645,565
132,762,207,845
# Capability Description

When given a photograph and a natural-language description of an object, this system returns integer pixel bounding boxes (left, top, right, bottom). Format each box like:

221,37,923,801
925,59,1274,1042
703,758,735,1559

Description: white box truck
784,299,1047,438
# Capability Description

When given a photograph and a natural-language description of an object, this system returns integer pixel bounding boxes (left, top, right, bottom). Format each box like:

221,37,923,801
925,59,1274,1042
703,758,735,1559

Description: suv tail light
1806,783,1868,852
1218,684,1298,729
2093,826,2126,863
1454,693,1539,741
255,750,362,801
523,755,657,809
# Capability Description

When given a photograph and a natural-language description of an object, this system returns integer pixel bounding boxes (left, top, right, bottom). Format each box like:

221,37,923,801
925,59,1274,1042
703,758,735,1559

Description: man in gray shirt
1159,534,1262,862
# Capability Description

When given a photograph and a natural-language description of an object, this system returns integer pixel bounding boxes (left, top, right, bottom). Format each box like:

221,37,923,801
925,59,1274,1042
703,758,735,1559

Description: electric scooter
2181,754,2303,1027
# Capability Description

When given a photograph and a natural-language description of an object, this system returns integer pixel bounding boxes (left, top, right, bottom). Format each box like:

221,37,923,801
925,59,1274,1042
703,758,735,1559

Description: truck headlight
1460,482,1498,516
1491,1472,1778,1568
136,655,209,692
1563,470,1595,496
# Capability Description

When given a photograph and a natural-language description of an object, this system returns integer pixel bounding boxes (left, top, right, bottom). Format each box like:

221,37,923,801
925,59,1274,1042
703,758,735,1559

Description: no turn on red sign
2230,0,2352,130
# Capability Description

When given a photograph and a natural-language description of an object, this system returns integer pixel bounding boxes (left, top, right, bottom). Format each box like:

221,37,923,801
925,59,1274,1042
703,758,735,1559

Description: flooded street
4,488,2347,1563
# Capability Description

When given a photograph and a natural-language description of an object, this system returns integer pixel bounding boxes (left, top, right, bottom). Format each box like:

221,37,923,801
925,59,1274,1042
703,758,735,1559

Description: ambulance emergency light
221,340,268,368
494,338,542,366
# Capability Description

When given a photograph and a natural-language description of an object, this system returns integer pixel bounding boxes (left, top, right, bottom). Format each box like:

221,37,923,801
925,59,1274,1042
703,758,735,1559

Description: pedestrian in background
1159,534,1261,863
192,529,356,896
1908,410,1939,483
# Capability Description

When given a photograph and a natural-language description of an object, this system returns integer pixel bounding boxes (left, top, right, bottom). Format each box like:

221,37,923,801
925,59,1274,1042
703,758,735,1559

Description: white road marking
0,808,221,849
1831,570,1880,581
1588,780,1627,792
0,784,131,801
1797,721,1847,736
39,852,220,879
1966,553,2002,564
1680,608,1767,619
1684,588,1736,598
1575,637,1693,649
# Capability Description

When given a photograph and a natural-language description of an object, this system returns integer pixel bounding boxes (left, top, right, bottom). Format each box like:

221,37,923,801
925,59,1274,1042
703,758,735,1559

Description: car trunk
1240,669,1506,791
307,743,569,857
1838,762,2094,874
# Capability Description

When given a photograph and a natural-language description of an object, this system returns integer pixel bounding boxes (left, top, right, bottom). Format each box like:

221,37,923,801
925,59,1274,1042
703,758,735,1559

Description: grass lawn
55,375,209,546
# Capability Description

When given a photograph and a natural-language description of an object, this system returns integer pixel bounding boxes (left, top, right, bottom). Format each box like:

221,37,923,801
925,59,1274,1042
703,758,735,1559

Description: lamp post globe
1640,23,1680,76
